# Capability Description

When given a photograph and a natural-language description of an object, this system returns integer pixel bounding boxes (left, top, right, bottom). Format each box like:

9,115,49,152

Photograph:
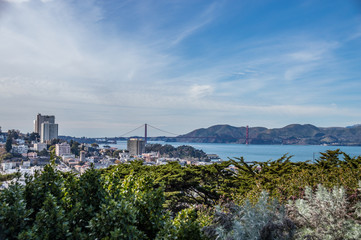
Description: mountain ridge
175,124,361,146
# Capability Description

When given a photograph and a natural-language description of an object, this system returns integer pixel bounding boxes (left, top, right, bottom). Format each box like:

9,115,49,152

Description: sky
0,0,361,137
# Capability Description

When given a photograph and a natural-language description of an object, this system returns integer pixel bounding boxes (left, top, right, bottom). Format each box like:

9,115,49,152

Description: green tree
5,137,12,153
113,149,122,158
19,193,70,240
156,208,204,240
70,141,80,156
38,148,49,157
0,152,13,161
29,132,39,142
89,199,144,239
91,143,99,148
7,129,19,139
0,183,33,239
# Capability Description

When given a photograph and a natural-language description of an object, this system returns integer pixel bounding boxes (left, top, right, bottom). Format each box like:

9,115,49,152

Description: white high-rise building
40,122,58,143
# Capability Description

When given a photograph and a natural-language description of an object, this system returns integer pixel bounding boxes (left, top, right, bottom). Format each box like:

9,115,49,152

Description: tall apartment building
127,138,145,156
35,114,55,134
40,122,58,143
55,142,71,156
34,114,58,143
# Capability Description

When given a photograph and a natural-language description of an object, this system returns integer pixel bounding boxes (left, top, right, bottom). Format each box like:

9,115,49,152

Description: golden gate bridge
118,123,250,144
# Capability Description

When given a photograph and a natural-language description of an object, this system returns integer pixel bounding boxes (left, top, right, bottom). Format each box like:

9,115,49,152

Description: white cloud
189,84,214,99
284,65,313,81
3,0,29,3
288,41,338,62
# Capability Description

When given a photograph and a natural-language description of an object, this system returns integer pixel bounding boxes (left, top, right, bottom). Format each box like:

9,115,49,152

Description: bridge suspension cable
118,124,145,138
147,124,179,136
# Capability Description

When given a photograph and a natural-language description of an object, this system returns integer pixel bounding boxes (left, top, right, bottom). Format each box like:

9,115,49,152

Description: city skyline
0,0,360,137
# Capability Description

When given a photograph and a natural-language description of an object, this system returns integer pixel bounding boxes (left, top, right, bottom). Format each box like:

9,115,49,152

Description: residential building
62,154,76,162
34,113,58,143
80,151,86,162
34,143,47,152
127,138,145,156
27,152,38,158
11,144,29,154
40,122,58,143
1,162,14,171
34,114,55,134
55,142,71,156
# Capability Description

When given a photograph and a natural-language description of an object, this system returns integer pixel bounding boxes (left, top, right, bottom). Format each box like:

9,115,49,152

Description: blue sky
0,0,360,137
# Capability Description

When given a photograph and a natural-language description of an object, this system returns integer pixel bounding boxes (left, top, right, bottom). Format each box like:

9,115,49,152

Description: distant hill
174,124,361,146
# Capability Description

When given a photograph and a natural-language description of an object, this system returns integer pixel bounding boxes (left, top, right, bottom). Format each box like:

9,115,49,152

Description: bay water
105,141,361,162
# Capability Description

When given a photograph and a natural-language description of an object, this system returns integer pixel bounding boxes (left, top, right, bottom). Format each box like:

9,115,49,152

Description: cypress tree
5,137,12,153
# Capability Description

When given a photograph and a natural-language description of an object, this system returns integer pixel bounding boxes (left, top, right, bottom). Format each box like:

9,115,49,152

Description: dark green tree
7,129,19,139
0,183,33,239
70,141,80,156
5,137,12,153
19,193,70,240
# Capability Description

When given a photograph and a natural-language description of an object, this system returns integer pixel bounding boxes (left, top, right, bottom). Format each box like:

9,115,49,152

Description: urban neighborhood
0,114,221,188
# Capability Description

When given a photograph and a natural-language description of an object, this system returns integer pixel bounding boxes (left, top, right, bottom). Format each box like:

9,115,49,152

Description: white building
20,161,31,169
34,143,47,152
55,142,71,156
62,154,76,162
80,151,86,162
11,144,29,154
1,162,14,171
40,122,58,143
15,139,25,145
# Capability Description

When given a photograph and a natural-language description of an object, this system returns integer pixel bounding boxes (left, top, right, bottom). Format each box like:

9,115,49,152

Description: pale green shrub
204,191,295,240
288,184,361,240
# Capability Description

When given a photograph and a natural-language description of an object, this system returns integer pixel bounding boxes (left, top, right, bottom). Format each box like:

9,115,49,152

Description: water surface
105,141,361,162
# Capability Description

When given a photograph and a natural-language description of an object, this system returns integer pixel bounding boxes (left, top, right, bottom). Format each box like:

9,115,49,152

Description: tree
28,132,39,142
113,150,122,158
91,143,99,148
19,193,70,240
7,129,19,139
38,149,49,157
5,137,12,153
0,183,33,239
0,153,13,161
48,145,55,152
71,141,80,156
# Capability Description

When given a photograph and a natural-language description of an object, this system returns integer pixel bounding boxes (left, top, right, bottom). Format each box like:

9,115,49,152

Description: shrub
204,191,295,240
287,184,361,240
156,208,205,240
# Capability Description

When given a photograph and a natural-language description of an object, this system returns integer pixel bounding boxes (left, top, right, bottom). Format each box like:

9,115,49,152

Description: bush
156,208,205,240
204,191,295,240
287,183,361,240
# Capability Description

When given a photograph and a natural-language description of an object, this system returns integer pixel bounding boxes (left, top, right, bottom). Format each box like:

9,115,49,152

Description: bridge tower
144,123,147,144
246,125,249,145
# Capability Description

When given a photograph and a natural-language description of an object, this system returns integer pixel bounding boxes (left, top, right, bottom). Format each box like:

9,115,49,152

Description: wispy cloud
171,2,219,45
0,0,360,136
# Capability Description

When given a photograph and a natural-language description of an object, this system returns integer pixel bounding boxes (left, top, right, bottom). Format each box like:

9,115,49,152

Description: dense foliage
0,163,204,239
145,143,208,160
1,149,361,239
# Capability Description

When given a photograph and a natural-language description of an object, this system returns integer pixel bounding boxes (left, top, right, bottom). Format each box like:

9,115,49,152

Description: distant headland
168,124,361,146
